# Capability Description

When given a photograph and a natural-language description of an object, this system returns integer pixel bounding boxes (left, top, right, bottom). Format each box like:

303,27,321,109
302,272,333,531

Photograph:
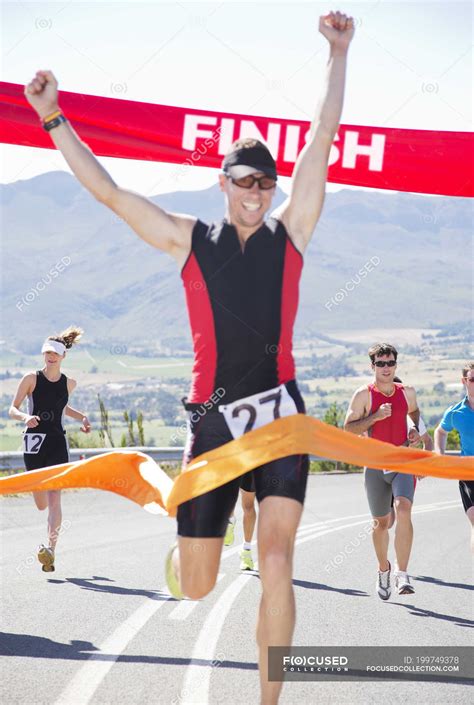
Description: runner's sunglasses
374,360,397,368
226,174,277,190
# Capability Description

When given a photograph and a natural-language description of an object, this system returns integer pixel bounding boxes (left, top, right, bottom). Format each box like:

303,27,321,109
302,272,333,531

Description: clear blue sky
1,1,472,195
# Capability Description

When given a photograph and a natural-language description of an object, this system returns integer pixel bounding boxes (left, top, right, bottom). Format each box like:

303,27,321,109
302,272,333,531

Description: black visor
222,145,278,180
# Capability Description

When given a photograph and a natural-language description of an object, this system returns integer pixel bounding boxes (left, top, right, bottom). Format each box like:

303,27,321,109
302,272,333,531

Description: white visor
41,340,66,355
226,165,262,179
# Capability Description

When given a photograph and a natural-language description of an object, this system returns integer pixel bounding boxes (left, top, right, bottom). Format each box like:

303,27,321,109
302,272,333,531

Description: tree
323,402,345,428
446,429,461,451
317,402,358,472
98,394,115,447
137,411,145,445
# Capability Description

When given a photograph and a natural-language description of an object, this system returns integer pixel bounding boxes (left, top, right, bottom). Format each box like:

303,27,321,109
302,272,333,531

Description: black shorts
240,471,256,493
459,481,474,512
177,382,309,538
23,431,69,472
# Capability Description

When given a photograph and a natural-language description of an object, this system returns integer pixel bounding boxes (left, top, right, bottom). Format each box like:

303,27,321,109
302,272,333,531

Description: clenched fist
24,70,60,120
407,428,422,446
24,414,41,428
80,416,92,434
375,403,392,421
319,11,355,50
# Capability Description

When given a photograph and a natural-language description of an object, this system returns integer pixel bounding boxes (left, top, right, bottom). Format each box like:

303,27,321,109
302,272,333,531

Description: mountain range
1,171,471,351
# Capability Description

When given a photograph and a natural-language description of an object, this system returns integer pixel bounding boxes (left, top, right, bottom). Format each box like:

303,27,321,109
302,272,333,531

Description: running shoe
239,549,254,571
376,560,391,600
165,543,184,600
224,517,235,547
395,572,415,595
37,545,55,573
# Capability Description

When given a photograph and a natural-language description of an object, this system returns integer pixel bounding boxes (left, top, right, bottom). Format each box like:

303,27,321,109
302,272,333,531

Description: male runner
344,344,429,599
225,473,257,571
25,11,354,703
434,362,474,552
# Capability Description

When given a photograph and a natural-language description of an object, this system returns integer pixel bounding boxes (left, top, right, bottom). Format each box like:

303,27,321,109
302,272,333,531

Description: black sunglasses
374,360,397,368
226,174,276,190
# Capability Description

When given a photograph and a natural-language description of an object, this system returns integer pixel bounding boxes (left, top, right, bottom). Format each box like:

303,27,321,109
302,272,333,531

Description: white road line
53,549,247,705
296,522,330,536
180,522,369,705
294,503,460,551
54,499,460,705
169,574,225,621
413,505,458,514
54,589,171,705
179,574,252,705
179,499,461,705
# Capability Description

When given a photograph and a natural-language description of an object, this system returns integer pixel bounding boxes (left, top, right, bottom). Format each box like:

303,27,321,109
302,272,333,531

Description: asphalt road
1,474,473,705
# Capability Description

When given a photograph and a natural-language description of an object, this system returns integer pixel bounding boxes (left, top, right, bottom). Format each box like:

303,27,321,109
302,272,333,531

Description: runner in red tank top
344,343,432,600
368,382,409,445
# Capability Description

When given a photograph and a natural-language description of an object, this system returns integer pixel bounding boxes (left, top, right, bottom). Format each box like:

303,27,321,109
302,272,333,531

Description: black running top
26,370,69,435
181,217,303,405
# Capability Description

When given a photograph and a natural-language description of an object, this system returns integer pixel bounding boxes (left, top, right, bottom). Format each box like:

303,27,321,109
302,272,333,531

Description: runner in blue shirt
435,362,474,552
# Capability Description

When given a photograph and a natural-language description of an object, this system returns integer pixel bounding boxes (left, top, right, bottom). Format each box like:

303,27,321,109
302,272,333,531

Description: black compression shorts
459,480,474,512
240,470,256,492
177,382,309,538
23,431,69,472
240,471,256,493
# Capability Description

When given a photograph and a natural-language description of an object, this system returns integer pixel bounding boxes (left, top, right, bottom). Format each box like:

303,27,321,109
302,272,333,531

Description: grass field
1,334,468,453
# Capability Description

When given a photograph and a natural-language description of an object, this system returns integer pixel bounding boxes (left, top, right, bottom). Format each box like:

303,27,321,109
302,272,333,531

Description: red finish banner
0,80,472,197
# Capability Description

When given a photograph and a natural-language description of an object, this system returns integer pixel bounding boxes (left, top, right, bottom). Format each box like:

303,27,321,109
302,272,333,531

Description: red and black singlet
181,217,303,404
368,382,408,446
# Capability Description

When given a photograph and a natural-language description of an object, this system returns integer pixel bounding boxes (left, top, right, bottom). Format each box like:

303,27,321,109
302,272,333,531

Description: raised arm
24,71,194,264
273,11,354,252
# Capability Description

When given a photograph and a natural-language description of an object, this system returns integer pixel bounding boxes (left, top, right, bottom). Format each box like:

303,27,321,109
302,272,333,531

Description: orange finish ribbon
1,416,472,516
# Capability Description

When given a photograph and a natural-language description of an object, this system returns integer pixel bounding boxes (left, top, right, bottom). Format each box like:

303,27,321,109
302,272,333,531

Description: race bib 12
23,433,46,454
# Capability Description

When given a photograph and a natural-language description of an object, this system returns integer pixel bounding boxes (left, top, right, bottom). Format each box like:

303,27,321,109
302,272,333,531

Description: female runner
9,326,91,572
